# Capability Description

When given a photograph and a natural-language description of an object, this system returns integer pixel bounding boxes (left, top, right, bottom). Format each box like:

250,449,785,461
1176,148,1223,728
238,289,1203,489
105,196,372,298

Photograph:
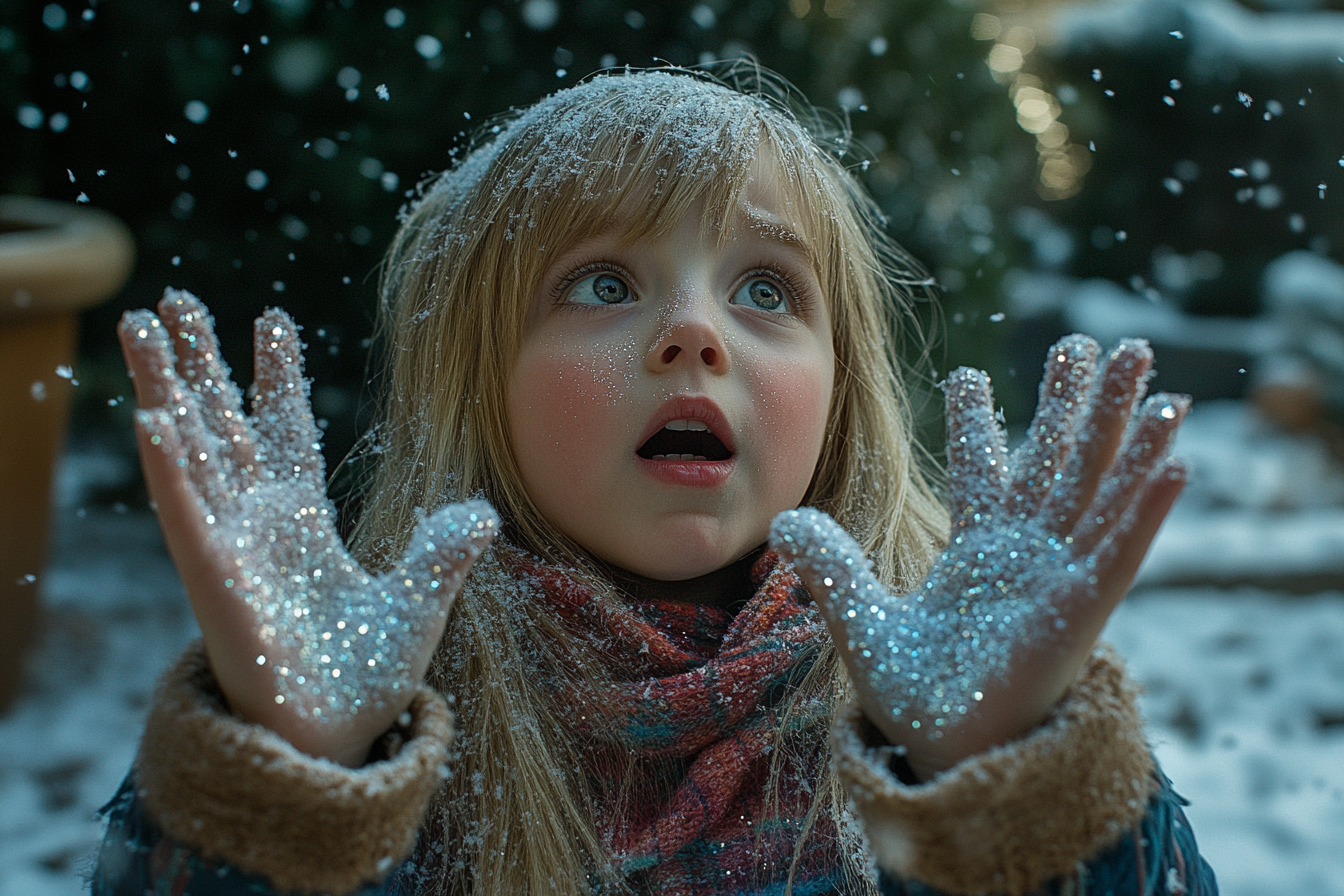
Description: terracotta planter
0,195,134,712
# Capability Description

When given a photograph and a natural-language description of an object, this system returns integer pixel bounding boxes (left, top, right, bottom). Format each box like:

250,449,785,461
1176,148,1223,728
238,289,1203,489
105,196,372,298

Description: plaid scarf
514,552,843,896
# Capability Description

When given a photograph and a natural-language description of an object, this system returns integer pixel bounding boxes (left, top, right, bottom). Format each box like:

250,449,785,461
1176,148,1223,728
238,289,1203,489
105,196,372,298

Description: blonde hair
351,64,946,895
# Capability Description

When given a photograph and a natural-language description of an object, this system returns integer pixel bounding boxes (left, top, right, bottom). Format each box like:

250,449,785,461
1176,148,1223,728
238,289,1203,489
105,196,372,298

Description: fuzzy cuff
135,641,453,895
833,644,1155,895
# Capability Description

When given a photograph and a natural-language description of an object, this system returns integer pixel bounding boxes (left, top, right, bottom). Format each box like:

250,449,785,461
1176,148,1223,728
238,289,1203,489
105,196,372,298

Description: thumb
769,508,895,656
396,500,499,609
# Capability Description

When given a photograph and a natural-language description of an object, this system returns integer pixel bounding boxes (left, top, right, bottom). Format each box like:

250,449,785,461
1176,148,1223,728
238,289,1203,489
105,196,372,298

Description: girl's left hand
771,335,1187,780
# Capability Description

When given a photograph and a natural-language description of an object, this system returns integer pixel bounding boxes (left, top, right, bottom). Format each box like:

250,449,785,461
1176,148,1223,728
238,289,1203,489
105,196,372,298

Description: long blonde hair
351,64,946,895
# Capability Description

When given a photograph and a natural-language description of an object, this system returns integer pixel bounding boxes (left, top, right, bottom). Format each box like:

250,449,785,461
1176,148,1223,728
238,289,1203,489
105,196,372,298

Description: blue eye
565,272,631,305
731,277,789,313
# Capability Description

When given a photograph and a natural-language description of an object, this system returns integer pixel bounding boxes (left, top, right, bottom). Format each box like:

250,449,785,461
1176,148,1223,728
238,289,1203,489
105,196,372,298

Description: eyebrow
736,206,815,261
573,202,817,264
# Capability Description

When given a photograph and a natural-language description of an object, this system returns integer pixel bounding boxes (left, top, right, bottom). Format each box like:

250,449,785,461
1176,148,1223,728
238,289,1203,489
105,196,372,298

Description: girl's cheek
747,354,832,481
553,341,642,411
516,340,640,449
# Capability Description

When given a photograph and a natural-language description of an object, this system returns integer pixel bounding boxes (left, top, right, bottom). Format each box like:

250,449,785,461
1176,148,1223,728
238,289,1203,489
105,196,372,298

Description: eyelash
740,262,813,317
547,259,815,317
548,260,632,307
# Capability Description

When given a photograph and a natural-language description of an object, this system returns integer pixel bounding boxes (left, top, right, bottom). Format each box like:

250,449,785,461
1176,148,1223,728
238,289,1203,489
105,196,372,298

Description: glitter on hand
771,335,1188,739
132,289,498,721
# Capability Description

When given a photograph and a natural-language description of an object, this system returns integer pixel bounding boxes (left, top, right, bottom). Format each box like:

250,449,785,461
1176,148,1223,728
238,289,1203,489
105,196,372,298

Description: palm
772,336,1187,771
121,291,495,758
202,461,487,721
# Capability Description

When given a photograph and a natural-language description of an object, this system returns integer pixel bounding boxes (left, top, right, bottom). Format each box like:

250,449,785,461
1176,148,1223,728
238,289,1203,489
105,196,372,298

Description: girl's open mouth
636,418,733,461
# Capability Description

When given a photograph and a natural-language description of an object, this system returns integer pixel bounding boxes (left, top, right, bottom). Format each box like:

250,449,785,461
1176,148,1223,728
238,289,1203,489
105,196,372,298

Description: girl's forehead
594,149,819,250
581,189,816,266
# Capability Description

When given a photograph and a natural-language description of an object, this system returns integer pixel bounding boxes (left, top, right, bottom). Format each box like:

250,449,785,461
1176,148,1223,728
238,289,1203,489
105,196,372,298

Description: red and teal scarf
515,551,844,895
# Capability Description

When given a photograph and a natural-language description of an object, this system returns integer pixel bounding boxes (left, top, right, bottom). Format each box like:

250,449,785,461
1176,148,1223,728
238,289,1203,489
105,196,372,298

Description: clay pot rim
0,194,135,320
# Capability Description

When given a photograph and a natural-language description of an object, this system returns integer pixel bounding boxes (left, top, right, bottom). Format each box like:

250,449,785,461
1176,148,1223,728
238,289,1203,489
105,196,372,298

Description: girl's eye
731,277,790,313
564,272,632,306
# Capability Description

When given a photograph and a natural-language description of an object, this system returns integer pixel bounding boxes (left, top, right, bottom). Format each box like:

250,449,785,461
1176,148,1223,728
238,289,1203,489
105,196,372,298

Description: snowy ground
1,400,1342,896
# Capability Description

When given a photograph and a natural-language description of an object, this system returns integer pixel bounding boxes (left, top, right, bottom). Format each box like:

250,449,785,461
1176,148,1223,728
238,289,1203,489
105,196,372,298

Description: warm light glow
1003,25,1037,54
1039,155,1075,189
1013,84,1048,106
1037,145,1093,200
789,0,810,18
1036,120,1070,149
971,13,1002,40
983,21,1092,200
1017,97,1050,117
1014,86,1060,133
987,44,1024,76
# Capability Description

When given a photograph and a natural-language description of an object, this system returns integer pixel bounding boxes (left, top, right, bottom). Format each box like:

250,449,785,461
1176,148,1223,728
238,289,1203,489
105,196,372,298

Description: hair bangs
478,72,809,275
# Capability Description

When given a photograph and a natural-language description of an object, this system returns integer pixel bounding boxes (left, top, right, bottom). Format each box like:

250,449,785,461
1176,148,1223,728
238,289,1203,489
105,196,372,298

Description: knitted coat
93,554,1216,896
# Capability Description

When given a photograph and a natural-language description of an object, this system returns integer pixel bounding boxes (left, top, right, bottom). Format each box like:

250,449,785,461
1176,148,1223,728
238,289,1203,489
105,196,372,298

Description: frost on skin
771,336,1188,741
125,290,496,721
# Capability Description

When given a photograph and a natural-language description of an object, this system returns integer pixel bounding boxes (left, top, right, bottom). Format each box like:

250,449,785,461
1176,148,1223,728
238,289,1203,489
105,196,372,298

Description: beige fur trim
833,644,1156,895
136,642,453,895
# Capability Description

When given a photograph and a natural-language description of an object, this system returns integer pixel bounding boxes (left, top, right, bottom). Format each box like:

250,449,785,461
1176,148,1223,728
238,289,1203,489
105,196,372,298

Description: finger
1009,335,1099,522
770,508,924,739
1040,339,1153,531
1070,393,1190,554
943,367,1009,523
251,308,326,489
118,310,177,409
158,289,257,471
133,408,218,582
121,311,241,509
393,500,500,624
1087,457,1188,610
769,508,892,663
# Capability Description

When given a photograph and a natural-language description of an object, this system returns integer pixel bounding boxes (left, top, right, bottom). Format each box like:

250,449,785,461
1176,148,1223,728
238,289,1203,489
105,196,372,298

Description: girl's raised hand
772,336,1186,779
119,290,496,767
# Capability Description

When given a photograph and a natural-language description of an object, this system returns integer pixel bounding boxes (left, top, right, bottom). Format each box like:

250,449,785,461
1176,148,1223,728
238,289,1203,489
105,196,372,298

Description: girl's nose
645,291,730,375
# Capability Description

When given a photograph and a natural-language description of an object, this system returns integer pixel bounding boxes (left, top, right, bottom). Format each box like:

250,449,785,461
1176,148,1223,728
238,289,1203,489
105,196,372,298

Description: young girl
95,67,1215,896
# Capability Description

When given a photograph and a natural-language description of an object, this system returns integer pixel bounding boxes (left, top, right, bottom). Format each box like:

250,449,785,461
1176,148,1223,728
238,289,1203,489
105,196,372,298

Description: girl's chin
596,532,760,583
605,554,729,582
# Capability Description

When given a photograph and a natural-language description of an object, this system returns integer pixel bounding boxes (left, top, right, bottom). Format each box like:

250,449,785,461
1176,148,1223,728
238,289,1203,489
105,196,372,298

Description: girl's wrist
225,689,392,768
262,713,384,768
868,699,1054,780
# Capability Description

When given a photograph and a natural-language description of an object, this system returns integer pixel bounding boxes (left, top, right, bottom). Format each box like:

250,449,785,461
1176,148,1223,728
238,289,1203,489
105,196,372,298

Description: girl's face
506,158,836,581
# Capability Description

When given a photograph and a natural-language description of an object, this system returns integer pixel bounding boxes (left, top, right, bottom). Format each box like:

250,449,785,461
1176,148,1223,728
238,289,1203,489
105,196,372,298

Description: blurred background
1,0,1343,894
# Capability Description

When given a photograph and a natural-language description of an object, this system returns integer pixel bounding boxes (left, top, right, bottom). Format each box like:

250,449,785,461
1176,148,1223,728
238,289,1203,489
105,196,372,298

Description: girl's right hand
119,290,496,767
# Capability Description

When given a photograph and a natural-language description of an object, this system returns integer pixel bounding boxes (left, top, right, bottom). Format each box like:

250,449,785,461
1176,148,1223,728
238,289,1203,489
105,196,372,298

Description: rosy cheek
514,340,639,455
748,356,832,482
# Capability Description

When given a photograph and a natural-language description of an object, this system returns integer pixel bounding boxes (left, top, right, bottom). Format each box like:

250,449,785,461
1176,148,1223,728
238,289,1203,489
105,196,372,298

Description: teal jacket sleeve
876,770,1217,896
92,775,420,896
